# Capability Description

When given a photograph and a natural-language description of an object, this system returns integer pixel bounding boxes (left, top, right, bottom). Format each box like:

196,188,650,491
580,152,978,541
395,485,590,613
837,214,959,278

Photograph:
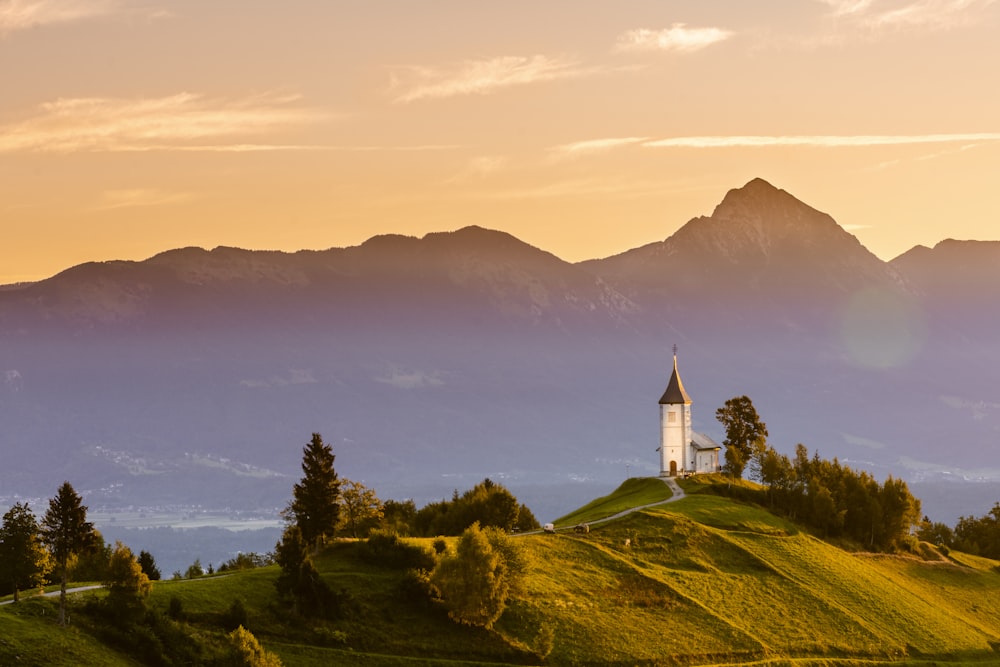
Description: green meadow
2,477,999,666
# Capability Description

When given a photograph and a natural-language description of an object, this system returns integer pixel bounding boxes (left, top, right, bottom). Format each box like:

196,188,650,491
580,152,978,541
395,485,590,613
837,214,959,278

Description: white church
658,352,721,477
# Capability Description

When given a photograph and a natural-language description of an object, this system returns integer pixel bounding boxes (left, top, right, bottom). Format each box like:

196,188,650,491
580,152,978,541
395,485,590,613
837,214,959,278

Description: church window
668,412,677,423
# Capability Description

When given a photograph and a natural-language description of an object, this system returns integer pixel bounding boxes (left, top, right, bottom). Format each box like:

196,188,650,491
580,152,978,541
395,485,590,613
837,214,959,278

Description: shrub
363,530,436,570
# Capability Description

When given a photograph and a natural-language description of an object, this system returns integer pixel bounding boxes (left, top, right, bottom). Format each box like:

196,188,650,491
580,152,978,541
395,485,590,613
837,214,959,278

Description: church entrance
669,460,677,477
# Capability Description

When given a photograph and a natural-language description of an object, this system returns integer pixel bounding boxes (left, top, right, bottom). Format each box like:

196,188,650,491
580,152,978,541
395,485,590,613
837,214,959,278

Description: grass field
554,476,673,526
3,478,999,666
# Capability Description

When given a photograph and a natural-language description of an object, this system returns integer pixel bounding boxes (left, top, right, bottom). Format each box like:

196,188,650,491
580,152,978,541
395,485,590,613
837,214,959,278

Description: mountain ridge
1,178,998,528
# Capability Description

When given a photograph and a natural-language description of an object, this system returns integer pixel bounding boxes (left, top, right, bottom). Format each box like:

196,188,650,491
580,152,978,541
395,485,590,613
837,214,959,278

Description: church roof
691,432,721,451
658,355,692,405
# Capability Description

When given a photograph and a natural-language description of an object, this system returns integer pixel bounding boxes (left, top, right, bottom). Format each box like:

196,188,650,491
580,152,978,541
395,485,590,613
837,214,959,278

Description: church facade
658,354,721,477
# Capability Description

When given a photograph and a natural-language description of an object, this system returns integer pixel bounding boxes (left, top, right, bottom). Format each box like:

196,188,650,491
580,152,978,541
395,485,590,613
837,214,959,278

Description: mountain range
1,178,998,526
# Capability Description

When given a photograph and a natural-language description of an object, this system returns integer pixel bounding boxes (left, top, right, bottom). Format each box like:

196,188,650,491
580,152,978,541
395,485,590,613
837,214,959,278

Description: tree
382,499,417,535
716,395,769,480
104,541,152,622
287,433,341,550
41,481,97,626
338,479,384,538
430,522,528,628
274,525,333,617
0,502,51,602
227,625,283,667
137,549,161,581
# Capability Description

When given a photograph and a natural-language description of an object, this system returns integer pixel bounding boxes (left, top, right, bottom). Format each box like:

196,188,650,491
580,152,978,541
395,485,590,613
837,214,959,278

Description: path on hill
0,584,102,607
521,476,687,536
581,476,685,528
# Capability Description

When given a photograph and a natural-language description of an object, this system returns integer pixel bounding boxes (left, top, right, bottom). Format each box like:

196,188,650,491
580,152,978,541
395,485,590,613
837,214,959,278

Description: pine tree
288,433,341,550
41,481,97,626
0,502,51,603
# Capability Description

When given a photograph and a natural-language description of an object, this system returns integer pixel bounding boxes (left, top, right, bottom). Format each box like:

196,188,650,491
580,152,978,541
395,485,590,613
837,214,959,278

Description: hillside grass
554,476,672,526
3,478,1000,665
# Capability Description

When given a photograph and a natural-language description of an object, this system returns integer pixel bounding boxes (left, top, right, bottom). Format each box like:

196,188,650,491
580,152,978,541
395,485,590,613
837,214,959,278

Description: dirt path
0,585,102,607
581,476,685,528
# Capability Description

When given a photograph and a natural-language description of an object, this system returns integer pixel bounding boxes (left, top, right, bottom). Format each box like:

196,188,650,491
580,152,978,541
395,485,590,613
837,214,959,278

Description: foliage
275,525,338,617
227,625,283,666
0,502,50,602
219,551,273,572
716,395,769,480
382,499,417,536
227,625,282,666
137,549,161,581
430,522,528,628
412,478,541,536
953,502,1000,559
362,530,436,570
287,432,342,550
338,478,384,538
40,481,97,626
707,443,922,551
186,558,205,579
67,530,111,583
103,541,152,622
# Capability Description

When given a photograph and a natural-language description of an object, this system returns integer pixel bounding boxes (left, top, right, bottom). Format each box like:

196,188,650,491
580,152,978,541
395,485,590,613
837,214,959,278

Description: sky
1,0,998,283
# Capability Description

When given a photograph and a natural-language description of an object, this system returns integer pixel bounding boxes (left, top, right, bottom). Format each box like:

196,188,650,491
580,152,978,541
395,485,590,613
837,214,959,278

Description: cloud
0,0,118,34
818,0,997,30
642,132,1000,148
615,24,734,53
96,188,195,210
548,136,650,159
390,55,612,103
0,92,328,153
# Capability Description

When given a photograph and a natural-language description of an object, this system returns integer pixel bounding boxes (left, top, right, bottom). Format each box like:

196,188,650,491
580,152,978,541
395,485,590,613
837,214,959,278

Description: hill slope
4,480,998,665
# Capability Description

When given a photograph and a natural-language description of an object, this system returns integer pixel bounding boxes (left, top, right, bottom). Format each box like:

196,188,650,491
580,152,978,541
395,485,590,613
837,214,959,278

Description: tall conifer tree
41,481,96,626
288,433,341,550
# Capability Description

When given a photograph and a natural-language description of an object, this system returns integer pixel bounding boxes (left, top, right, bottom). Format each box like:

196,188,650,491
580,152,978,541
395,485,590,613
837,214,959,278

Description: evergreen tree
0,502,50,602
716,395,769,480
274,525,333,617
288,433,341,550
41,481,97,626
137,549,161,581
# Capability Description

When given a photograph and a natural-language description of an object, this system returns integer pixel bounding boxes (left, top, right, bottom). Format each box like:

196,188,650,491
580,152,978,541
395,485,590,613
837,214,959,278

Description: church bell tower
658,348,692,477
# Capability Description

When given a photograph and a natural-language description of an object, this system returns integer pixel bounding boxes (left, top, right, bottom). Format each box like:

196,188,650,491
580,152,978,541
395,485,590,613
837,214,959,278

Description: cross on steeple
673,343,678,357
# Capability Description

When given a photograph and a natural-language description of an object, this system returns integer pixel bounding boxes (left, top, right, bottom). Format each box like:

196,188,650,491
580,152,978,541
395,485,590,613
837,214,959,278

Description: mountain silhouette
0,179,996,524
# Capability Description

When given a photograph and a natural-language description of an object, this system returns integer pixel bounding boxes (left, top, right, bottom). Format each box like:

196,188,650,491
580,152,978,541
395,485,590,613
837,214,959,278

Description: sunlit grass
554,476,672,526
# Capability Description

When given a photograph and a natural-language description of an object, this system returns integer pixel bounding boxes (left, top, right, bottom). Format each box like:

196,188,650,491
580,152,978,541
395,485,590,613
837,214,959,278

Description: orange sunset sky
1,1,998,284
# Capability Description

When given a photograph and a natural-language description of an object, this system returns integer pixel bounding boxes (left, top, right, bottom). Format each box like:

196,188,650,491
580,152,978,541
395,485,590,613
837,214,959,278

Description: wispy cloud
389,55,614,103
818,0,997,30
0,92,328,153
615,24,734,53
0,0,125,35
95,188,195,210
548,136,649,160
643,132,1000,148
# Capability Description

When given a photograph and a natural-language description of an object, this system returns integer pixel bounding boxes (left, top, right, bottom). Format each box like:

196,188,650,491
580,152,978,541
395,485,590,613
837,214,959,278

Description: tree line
716,395,922,551
917,502,1000,560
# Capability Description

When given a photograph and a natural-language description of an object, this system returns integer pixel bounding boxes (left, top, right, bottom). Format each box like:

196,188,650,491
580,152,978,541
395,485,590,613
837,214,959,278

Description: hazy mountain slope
0,181,998,529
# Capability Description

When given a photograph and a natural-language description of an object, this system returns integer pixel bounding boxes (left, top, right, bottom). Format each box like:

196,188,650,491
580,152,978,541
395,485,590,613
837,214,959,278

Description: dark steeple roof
658,355,692,405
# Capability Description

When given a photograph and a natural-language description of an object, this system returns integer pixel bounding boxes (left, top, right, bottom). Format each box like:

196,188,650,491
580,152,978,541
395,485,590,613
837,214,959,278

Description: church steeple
658,352,692,405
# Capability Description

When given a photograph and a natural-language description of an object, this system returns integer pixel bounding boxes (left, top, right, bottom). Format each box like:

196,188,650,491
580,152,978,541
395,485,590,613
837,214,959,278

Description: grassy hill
3,476,1000,665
